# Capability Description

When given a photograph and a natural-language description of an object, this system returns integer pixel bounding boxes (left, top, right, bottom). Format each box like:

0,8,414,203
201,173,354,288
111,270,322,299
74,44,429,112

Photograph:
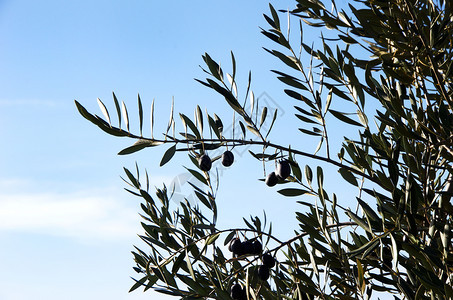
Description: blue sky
0,1,362,299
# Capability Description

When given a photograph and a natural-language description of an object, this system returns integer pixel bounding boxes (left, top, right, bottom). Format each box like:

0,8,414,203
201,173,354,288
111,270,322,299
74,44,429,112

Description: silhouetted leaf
138,94,143,135
329,109,363,126
278,188,310,197
160,144,176,167
339,167,358,186
180,113,201,139
112,92,121,128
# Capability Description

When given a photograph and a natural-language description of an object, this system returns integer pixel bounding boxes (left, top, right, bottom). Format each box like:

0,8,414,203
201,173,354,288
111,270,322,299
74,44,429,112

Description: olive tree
76,0,453,298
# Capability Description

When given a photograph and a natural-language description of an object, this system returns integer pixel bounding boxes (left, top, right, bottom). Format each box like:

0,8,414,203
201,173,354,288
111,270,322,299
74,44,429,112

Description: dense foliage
76,0,453,298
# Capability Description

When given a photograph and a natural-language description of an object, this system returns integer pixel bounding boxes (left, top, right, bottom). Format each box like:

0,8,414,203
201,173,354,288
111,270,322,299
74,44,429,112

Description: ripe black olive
265,172,278,187
251,240,262,255
276,159,291,179
262,253,275,268
222,150,234,167
241,240,254,255
257,265,270,281
230,283,243,299
229,238,243,255
198,154,212,171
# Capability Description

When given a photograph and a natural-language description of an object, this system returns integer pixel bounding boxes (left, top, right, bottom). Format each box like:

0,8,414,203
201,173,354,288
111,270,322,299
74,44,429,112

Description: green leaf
357,259,366,294
260,106,268,128
277,75,309,90
290,160,302,182
338,167,358,186
305,165,313,185
74,100,100,125
339,34,358,44
285,89,316,110
112,92,121,128
185,249,196,281
137,94,143,136
204,78,243,115
317,166,324,189
185,168,208,185
203,53,223,81
231,51,236,80
123,167,140,189
206,232,220,245
325,84,352,101
264,48,300,70
160,144,176,167
180,113,201,139
171,251,186,275
299,128,322,136
346,210,372,234
295,114,318,124
329,109,363,126
207,114,221,139
129,276,147,293
246,125,260,137
150,99,155,138
194,190,211,209
239,121,246,139
272,70,308,90
347,237,380,257
338,10,353,26
224,231,236,246
91,115,129,137
265,108,278,139
278,188,309,197
357,198,380,223
269,3,280,29
248,150,278,161
118,139,163,155
196,105,203,135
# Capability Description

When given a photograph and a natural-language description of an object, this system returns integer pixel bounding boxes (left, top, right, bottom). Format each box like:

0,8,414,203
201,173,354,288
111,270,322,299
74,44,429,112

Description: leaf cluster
75,0,453,299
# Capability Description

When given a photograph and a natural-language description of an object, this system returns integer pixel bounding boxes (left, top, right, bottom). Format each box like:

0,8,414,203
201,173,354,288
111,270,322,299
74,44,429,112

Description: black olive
276,159,291,179
257,265,270,280
198,154,212,171
241,240,254,255
230,283,243,299
262,253,275,268
265,172,278,187
222,150,234,167
229,238,243,256
251,240,262,255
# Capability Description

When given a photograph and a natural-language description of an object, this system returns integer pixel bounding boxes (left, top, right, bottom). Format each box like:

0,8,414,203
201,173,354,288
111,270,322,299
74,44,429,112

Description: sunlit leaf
122,101,130,132
206,232,220,245
97,98,111,126
260,106,268,128
196,105,203,135
118,139,163,155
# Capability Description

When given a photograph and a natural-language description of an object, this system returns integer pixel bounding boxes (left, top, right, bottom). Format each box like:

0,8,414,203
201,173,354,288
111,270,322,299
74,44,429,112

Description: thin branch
127,134,378,185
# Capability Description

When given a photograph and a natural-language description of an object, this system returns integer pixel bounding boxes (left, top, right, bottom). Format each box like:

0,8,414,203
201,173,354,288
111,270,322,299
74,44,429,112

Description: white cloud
0,187,141,243
0,171,197,244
